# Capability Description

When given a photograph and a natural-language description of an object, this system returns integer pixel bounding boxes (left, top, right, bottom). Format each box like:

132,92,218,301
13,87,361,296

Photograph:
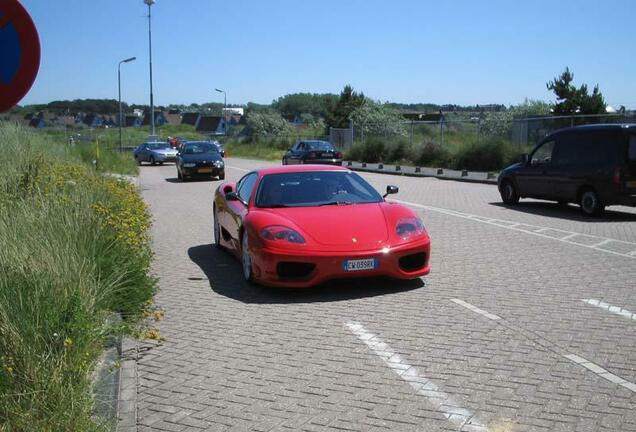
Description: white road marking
346,321,488,431
225,165,250,172
450,299,501,321
563,354,636,393
391,199,636,260
560,233,580,240
581,299,635,321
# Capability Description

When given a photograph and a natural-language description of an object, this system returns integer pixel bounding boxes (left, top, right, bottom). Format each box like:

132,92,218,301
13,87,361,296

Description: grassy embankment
0,122,156,431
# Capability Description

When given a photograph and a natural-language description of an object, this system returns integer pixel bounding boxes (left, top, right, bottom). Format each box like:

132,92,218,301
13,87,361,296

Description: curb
116,337,138,432
344,161,500,185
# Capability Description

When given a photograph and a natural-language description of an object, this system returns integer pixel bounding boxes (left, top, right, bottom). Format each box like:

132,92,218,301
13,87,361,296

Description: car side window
531,140,555,166
237,173,258,203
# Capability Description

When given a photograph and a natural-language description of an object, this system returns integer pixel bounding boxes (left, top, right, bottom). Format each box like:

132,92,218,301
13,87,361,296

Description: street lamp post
215,88,226,135
144,0,156,137
118,56,136,152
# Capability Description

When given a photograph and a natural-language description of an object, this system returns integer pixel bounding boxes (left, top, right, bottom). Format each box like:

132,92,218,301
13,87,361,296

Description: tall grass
0,122,155,431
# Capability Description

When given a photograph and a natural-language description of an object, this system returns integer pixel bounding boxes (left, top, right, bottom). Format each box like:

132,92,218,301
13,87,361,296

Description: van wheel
579,189,604,216
500,180,519,204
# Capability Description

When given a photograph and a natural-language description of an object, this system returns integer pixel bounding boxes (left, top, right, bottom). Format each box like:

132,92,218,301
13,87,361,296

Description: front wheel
580,189,604,216
218,171,225,180
150,156,156,166
241,233,253,282
500,180,519,204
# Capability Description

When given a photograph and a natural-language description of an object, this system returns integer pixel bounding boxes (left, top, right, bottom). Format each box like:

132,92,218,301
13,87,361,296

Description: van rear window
630,136,636,161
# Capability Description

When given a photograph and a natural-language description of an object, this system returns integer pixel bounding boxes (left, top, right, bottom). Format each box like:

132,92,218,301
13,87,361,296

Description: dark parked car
176,141,225,181
498,124,636,215
133,142,179,165
282,140,343,165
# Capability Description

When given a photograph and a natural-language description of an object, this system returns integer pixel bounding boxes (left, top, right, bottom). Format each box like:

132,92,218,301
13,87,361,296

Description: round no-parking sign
0,0,40,112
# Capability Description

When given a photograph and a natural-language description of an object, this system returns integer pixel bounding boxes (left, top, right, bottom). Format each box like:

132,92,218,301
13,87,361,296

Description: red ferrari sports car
212,165,431,288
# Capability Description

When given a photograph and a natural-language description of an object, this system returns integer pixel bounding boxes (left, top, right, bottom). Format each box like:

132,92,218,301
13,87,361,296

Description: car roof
254,164,349,176
145,141,167,145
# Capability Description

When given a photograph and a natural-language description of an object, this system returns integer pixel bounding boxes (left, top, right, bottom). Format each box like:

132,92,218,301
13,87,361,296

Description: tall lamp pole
215,88,226,135
144,0,156,137
118,56,136,152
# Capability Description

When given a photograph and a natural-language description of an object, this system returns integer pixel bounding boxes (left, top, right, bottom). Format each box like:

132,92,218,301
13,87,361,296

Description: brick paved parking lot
134,159,636,432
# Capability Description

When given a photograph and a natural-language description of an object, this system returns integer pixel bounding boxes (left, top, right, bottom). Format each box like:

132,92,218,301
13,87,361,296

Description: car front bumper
249,237,431,288
181,166,224,177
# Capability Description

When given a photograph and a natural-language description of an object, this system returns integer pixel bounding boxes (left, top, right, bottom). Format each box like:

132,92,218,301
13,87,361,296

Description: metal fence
334,113,636,151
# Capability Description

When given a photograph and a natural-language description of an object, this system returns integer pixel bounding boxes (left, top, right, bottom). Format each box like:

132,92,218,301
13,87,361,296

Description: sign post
0,0,40,113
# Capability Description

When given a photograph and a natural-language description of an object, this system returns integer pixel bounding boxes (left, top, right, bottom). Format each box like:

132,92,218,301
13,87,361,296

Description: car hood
260,203,389,247
181,153,223,163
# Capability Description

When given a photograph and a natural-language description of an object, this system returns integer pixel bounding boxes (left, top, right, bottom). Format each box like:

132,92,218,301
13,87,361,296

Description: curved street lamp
118,56,136,152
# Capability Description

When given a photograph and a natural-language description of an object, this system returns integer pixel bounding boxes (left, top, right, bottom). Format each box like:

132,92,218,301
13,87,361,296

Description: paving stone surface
134,159,636,432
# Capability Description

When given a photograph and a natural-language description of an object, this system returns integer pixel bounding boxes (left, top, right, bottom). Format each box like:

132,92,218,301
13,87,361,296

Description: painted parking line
581,299,635,321
225,165,250,172
391,199,636,260
450,299,501,321
345,321,488,432
563,354,636,393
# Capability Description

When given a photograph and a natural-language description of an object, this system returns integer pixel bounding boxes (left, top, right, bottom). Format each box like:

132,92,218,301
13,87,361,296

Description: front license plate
198,167,213,173
627,180,636,188
343,258,378,272
321,153,332,158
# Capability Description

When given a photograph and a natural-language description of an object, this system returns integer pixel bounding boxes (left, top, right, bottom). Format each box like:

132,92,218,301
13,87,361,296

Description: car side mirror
520,153,529,164
383,185,399,198
223,185,233,194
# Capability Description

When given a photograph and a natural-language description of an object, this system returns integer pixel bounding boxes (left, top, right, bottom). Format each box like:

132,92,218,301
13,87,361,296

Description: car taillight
335,151,343,159
613,167,621,185
307,151,317,159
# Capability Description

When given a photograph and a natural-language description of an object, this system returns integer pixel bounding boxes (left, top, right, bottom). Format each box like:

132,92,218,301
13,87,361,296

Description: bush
0,122,155,431
346,137,386,163
411,142,451,167
450,138,516,172
383,138,409,163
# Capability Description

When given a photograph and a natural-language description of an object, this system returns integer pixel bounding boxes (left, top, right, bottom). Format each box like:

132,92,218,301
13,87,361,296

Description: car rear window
304,141,334,151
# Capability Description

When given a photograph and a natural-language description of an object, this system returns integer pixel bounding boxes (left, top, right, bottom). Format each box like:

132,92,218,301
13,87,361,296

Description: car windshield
147,143,170,150
255,171,382,208
183,142,218,154
303,141,333,151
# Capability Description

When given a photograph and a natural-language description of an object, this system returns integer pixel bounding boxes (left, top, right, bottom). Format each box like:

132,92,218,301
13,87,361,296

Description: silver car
133,142,179,165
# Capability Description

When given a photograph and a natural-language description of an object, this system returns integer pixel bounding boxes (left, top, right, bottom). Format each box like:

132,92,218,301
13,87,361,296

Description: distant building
141,111,168,127
195,115,227,135
181,112,200,126
222,107,244,116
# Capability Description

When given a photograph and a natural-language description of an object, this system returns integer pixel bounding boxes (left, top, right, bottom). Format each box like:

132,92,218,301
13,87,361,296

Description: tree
272,93,338,119
546,67,606,115
245,112,292,140
326,85,365,128
349,99,406,137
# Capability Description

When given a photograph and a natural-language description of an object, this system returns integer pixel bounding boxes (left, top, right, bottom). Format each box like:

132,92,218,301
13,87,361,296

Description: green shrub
411,142,451,167
450,138,515,171
346,137,386,163
0,122,155,431
383,138,409,163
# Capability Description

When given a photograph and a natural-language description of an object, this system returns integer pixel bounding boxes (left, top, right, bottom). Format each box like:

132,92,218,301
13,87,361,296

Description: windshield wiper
318,201,354,206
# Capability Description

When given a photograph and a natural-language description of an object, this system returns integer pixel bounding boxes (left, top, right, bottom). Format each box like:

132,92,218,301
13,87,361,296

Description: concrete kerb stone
344,161,499,185
116,337,139,431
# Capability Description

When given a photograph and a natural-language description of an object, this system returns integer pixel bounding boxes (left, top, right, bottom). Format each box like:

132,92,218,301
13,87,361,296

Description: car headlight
260,225,305,244
396,217,426,239
214,161,224,167
183,163,196,168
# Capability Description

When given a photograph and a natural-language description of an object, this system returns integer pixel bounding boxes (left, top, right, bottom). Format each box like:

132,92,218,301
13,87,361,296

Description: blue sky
19,0,636,108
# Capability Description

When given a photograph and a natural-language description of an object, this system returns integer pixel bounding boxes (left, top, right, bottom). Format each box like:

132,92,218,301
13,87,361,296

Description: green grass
224,141,286,161
0,122,155,431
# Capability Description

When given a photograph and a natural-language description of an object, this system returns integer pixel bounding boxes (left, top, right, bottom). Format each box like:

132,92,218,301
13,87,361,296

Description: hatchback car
133,142,179,165
176,141,225,181
282,140,343,165
498,124,636,215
